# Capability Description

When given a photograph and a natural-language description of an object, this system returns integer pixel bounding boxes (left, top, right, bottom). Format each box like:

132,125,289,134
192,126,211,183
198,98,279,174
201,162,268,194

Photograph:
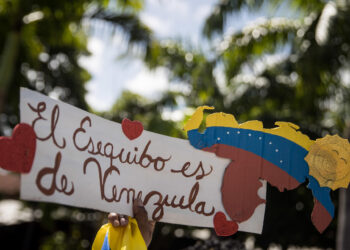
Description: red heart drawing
213,211,239,236
0,123,36,173
121,118,144,140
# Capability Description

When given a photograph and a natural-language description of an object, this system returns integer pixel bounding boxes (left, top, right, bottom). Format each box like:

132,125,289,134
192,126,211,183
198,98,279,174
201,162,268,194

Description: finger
119,214,129,226
149,220,156,229
108,213,120,227
133,198,148,228
133,198,154,246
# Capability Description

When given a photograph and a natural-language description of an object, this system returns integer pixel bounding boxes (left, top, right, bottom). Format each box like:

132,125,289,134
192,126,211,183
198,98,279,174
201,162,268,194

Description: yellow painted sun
305,135,350,190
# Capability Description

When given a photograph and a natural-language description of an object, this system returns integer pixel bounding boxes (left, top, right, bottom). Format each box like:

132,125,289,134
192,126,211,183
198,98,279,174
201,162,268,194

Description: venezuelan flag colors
92,218,146,250
185,107,334,233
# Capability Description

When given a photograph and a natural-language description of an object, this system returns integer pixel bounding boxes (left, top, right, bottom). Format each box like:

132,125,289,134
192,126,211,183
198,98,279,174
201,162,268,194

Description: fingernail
120,217,126,225
113,220,119,227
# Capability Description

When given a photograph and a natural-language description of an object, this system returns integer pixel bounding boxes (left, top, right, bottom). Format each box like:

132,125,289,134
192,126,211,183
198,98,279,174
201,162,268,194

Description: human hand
108,198,156,246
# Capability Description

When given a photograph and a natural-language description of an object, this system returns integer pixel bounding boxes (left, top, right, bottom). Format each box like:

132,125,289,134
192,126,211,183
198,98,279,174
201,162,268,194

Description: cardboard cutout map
19,88,267,234
184,107,343,233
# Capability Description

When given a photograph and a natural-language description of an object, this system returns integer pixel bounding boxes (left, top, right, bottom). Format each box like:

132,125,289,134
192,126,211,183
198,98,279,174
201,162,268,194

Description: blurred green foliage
143,0,350,138
0,0,150,249
142,0,350,248
1,0,350,249
0,0,150,132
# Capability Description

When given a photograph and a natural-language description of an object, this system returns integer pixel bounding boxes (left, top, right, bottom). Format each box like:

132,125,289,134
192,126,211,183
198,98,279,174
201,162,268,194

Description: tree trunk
0,31,20,113
336,125,350,250
337,188,350,250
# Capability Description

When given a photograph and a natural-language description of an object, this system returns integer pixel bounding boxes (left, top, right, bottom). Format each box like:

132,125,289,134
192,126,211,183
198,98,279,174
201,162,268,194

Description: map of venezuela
185,106,350,235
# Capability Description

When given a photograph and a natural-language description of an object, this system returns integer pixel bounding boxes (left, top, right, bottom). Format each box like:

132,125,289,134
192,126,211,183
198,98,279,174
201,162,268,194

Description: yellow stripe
92,224,109,250
205,112,314,150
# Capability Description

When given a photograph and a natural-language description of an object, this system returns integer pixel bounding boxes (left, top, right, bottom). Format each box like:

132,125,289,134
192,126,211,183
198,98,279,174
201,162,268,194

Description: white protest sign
20,88,266,233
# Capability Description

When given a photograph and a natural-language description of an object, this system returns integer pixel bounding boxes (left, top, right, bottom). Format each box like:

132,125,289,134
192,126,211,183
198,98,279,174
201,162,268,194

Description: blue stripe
101,230,110,250
188,127,334,217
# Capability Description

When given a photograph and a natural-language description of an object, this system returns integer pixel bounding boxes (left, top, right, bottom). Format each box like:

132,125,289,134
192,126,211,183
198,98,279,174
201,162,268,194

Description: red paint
0,123,36,173
213,211,239,236
311,199,333,233
204,144,300,224
121,118,143,140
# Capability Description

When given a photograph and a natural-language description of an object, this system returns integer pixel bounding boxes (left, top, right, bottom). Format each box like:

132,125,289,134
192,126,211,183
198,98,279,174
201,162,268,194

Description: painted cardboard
185,106,350,233
0,123,36,173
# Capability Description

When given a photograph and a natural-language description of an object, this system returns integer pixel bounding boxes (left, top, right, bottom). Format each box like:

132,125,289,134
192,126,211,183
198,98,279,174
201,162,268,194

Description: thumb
133,198,155,246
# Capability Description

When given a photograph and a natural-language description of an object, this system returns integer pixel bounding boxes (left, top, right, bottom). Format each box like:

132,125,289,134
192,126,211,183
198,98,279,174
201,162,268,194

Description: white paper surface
20,88,266,233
